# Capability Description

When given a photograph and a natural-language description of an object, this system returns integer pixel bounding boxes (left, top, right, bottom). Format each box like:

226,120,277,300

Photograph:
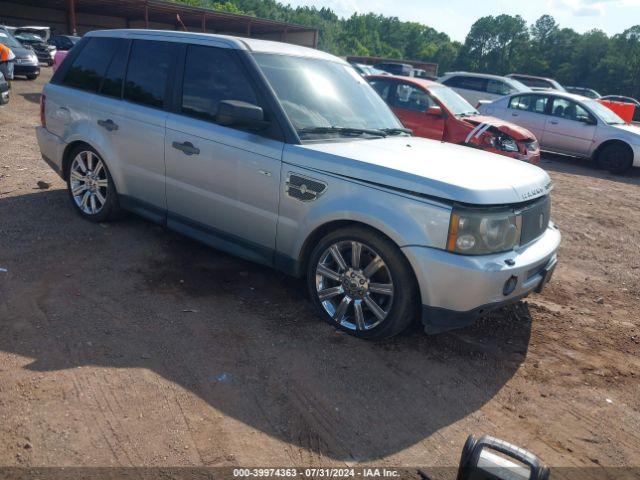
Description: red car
367,75,541,163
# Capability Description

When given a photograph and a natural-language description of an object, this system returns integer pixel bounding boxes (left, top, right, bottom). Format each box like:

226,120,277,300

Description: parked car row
0,24,81,82
37,29,560,340
357,67,639,174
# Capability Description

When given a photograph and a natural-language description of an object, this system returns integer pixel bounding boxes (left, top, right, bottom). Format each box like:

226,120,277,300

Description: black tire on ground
65,145,120,223
596,143,634,174
306,226,419,341
26,74,38,80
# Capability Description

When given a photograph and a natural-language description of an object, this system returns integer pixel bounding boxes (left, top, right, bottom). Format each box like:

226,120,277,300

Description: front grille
519,195,550,245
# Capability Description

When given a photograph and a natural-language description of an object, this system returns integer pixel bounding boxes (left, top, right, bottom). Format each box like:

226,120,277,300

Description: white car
479,91,640,174
437,72,531,106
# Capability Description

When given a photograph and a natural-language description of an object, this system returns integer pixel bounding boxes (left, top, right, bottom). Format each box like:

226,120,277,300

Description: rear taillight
40,94,46,128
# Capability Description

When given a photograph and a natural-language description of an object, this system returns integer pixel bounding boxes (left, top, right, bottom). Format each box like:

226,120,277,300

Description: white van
438,72,531,106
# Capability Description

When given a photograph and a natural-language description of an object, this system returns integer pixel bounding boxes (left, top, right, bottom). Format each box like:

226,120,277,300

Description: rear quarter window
62,37,121,92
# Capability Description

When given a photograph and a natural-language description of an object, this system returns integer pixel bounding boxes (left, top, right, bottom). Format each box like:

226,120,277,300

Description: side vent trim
285,172,327,202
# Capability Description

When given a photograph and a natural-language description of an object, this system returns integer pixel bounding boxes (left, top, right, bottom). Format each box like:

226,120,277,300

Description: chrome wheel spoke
354,300,365,331
333,295,352,322
96,179,108,188
363,255,384,278
329,245,348,271
72,184,87,196
95,189,107,206
76,155,88,173
318,286,344,301
369,283,393,296
90,194,97,214
317,264,341,282
70,170,85,182
93,160,104,175
364,294,386,321
86,152,94,171
351,241,362,269
80,191,91,210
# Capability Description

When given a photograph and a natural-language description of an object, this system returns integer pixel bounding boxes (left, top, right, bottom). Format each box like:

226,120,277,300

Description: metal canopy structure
0,0,318,47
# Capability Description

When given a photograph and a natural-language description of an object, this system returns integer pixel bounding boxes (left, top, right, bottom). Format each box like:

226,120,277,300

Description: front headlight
447,208,521,255
29,54,38,63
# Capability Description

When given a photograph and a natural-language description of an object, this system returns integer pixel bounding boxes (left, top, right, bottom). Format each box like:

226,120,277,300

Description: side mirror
426,105,443,117
583,116,597,126
216,100,268,130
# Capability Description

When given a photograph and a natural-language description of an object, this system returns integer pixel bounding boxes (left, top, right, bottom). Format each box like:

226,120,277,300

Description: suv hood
287,136,551,205
464,114,536,141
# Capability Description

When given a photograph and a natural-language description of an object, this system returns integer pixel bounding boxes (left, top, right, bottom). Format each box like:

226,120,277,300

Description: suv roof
86,29,343,63
442,71,512,81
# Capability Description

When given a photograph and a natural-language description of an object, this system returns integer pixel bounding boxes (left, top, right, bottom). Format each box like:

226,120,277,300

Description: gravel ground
0,71,639,475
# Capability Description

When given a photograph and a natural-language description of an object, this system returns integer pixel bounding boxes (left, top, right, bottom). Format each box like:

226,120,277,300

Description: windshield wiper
297,126,388,138
381,127,412,136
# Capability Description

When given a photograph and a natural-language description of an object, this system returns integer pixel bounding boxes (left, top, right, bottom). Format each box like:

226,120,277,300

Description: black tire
26,74,38,80
596,143,633,174
306,226,418,340
65,145,120,223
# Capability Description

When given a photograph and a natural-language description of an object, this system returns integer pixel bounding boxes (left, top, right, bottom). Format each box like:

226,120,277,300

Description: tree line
172,0,640,97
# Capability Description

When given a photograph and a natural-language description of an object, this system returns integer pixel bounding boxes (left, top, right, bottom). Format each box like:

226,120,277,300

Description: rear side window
487,79,513,96
509,95,549,114
100,40,130,98
124,40,176,109
62,37,120,92
181,45,257,122
443,76,487,92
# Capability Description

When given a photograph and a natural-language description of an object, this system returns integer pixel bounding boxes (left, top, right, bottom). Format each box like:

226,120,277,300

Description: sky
282,0,640,41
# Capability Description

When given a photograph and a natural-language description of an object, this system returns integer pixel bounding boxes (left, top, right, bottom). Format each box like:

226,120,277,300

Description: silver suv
37,30,561,340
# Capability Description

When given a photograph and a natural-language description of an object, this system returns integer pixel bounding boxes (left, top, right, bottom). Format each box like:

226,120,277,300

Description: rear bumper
402,224,561,333
36,126,65,178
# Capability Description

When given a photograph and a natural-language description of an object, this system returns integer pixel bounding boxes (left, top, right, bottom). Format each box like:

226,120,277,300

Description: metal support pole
144,4,149,29
246,21,252,37
68,0,77,35
202,15,206,32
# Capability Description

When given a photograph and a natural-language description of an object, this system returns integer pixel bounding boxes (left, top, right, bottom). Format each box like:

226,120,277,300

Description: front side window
181,45,257,122
62,37,121,92
124,40,176,109
253,53,402,137
393,83,434,112
550,98,593,123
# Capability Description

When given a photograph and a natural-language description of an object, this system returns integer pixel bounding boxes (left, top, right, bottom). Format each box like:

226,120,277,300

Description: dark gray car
0,27,40,80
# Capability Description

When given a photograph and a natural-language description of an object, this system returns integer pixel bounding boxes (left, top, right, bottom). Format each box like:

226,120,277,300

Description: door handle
97,119,118,131
549,120,559,125
511,113,519,117
172,141,200,156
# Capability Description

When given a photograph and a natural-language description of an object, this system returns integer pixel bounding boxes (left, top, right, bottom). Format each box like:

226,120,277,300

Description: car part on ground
37,29,560,340
367,74,540,163
478,90,640,174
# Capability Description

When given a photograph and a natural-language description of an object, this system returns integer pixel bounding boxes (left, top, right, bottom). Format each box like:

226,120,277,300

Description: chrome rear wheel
70,150,109,215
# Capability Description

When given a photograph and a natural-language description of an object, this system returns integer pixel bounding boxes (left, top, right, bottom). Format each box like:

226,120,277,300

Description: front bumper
14,64,40,77
36,126,66,178
488,145,540,164
402,224,561,333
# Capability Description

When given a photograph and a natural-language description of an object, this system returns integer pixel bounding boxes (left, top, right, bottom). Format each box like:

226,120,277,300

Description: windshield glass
0,31,23,49
252,53,402,138
584,99,626,125
429,85,478,116
15,33,42,42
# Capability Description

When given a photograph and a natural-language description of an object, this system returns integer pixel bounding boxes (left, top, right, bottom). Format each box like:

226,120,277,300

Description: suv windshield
430,85,478,116
253,53,403,139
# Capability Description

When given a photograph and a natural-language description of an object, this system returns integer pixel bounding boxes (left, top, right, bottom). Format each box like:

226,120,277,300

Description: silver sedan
479,91,640,174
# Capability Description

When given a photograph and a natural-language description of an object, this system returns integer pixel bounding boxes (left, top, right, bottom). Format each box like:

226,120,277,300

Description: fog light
503,276,518,296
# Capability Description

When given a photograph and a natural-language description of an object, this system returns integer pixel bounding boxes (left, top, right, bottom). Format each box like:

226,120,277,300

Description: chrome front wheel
315,240,395,332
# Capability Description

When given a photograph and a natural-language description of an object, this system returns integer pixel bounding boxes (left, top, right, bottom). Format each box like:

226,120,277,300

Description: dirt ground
0,70,639,475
